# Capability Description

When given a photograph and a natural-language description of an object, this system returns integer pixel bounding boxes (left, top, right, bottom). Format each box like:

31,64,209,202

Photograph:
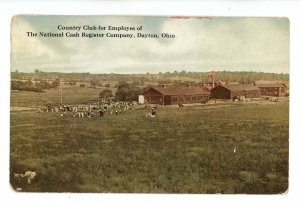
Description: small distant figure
146,110,157,118
234,146,236,153
146,112,156,118
270,97,279,102
99,110,104,117
151,110,156,116
178,104,184,108
90,110,94,117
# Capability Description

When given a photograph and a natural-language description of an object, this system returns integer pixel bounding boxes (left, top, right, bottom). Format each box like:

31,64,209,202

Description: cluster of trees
11,79,60,92
11,80,43,92
99,81,145,101
50,79,60,88
90,78,102,88
114,81,143,101
68,80,76,86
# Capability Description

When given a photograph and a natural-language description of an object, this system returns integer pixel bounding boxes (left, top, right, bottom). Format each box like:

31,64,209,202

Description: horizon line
11,70,290,75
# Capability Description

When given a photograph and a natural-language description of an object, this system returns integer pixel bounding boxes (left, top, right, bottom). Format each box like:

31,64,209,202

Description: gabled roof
148,86,210,96
255,82,287,88
220,84,259,91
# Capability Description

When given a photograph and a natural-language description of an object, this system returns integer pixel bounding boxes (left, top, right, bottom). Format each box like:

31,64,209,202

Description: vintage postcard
10,15,289,193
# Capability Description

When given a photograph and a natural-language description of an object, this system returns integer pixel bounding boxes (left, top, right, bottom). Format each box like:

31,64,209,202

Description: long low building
143,86,210,105
255,82,287,97
211,84,260,100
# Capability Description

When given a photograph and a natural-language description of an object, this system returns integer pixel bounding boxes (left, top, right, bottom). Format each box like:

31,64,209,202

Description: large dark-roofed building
211,84,260,100
143,86,210,105
255,82,287,97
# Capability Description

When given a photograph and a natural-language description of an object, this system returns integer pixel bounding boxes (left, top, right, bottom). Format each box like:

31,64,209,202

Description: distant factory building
211,84,260,100
143,86,210,105
255,82,287,97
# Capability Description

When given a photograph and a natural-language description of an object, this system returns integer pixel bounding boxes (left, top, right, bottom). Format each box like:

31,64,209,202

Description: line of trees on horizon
11,69,289,85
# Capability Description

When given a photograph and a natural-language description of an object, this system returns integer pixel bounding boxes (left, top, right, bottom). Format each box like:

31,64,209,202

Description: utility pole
60,85,63,105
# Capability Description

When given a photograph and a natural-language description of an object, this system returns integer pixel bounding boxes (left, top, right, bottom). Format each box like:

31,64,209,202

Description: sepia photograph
10,15,289,194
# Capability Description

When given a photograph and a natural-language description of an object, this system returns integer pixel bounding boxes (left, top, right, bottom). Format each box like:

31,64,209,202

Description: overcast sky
11,16,289,74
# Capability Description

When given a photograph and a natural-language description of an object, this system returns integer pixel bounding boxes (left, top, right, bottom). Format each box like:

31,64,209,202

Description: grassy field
10,99,289,193
10,86,110,107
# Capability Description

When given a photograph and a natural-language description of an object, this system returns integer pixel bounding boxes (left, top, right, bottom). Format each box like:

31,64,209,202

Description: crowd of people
39,99,139,118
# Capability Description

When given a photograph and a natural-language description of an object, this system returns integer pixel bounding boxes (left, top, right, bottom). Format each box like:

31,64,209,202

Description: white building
138,95,145,104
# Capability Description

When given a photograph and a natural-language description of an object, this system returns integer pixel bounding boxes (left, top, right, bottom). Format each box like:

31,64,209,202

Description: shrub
99,89,113,99
50,78,60,88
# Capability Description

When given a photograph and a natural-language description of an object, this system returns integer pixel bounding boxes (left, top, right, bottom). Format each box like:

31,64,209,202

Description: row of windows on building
148,96,163,102
260,88,278,91
260,87,285,92
172,95,208,102
147,95,208,103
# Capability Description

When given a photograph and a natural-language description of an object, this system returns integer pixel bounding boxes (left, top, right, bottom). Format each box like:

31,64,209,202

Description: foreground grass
10,100,288,193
